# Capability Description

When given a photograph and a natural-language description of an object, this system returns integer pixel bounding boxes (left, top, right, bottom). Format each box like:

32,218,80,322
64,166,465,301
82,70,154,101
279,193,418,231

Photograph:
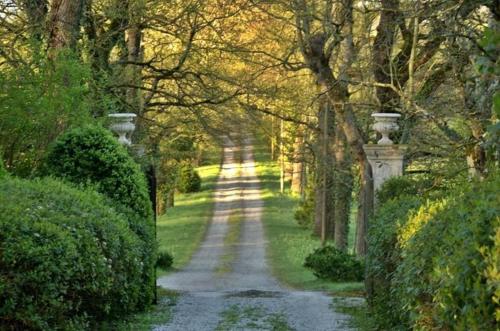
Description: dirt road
156,138,356,331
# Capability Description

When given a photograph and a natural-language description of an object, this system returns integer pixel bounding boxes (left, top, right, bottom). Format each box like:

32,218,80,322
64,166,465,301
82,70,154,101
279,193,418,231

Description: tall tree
292,0,373,255
20,0,48,41
48,0,85,52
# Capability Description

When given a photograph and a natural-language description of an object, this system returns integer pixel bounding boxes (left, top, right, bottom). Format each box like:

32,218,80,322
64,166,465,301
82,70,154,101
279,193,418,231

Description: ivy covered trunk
333,125,353,252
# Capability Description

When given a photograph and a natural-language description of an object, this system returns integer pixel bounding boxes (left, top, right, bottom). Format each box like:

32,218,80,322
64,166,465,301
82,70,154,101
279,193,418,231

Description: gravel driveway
155,138,357,331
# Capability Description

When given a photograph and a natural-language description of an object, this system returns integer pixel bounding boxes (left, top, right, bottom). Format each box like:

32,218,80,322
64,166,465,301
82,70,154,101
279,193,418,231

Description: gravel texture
155,138,357,331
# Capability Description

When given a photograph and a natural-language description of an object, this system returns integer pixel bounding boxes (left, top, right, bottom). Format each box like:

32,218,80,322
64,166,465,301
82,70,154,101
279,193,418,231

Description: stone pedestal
363,144,408,204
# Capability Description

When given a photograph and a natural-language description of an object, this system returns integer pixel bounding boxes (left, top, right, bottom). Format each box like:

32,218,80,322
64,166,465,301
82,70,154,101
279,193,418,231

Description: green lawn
156,159,221,277
253,143,364,294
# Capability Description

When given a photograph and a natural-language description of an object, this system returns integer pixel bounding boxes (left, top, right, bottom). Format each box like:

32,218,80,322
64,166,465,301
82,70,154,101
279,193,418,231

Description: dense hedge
375,175,432,205
0,178,148,330
44,125,155,309
366,195,424,330
45,125,153,222
395,175,499,330
368,174,499,330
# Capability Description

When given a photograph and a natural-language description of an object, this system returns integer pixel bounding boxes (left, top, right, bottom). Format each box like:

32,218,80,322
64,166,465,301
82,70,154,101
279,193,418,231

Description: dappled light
0,0,498,330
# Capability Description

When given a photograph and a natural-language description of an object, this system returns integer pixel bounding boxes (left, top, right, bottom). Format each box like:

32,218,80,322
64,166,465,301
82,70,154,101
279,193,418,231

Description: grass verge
253,143,364,294
156,158,221,277
331,297,376,331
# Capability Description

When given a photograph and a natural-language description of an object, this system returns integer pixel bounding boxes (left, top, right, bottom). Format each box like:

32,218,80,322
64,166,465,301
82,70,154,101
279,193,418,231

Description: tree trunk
297,3,373,255
83,0,129,74
291,131,305,195
372,0,402,113
329,90,373,256
314,64,373,256
126,25,142,105
126,23,145,142
279,118,285,193
48,0,85,52
334,126,353,252
313,100,335,240
21,0,48,42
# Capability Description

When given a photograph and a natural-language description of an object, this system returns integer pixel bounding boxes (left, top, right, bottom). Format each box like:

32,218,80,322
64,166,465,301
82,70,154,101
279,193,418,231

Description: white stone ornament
371,113,401,145
108,113,137,146
364,112,407,207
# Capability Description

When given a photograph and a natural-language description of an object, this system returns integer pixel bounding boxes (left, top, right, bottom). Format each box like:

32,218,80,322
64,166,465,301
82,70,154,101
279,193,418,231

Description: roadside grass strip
157,162,221,277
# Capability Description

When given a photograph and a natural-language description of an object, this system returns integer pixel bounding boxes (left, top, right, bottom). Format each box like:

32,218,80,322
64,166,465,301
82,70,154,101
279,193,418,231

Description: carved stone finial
108,113,137,146
372,113,401,145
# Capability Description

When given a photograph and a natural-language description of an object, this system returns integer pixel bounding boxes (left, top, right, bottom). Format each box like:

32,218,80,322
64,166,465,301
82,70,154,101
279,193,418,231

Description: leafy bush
304,246,364,282
366,195,424,330
376,175,432,205
0,177,147,330
0,53,93,177
177,163,201,193
294,186,315,228
44,125,155,309
157,251,174,270
394,174,499,330
45,125,153,224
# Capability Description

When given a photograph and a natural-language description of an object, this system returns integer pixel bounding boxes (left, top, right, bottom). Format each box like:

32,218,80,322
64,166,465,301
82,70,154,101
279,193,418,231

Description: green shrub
156,251,174,270
366,195,424,330
44,125,155,309
45,125,153,222
394,174,500,330
177,163,201,193
294,187,315,228
0,177,147,330
376,175,432,205
304,246,364,282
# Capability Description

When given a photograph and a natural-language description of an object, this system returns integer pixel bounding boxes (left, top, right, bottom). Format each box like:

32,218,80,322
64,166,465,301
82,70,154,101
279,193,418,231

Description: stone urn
108,113,137,146
372,113,401,145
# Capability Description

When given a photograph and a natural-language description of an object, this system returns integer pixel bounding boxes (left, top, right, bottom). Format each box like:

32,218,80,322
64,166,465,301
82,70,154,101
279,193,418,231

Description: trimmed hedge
375,175,432,205
368,174,500,330
394,175,499,330
366,195,424,330
45,125,152,222
44,125,155,310
0,178,147,330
